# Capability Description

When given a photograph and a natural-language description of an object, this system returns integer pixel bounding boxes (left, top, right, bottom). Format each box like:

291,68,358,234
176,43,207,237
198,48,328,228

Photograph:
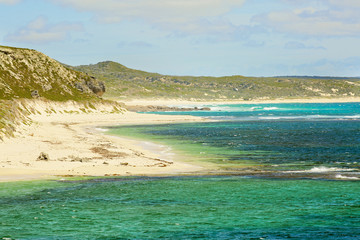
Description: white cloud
0,0,21,4
5,16,83,44
296,57,360,76
254,1,360,37
284,41,325,50
329,0,360,8
51,0,246,35
52,0,245,22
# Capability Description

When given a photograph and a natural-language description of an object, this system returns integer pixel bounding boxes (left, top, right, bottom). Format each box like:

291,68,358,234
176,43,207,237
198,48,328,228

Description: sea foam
94,127,109,132
335,174,359,180
263,107,279,110
306,167,353,173
287,166,356,173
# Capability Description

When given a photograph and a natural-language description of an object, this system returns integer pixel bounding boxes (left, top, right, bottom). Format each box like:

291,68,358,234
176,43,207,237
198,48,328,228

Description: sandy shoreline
0,104,208,182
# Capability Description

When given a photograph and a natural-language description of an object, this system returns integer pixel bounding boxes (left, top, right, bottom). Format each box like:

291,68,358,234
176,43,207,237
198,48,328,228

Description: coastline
0,108,208,182
2,97,360,182
121,97,360,106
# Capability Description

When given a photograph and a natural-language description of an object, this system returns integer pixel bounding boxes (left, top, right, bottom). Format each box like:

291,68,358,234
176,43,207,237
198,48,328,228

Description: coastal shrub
87,102,97,110
0,100,31,141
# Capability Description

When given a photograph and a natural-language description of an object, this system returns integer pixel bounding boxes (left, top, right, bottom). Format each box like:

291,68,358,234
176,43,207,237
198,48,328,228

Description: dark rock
98,81,106,93
85,80,106,96
0,49,11,55
73,79,106,96
31,90,40,98
70,157,83,162
37,152,50,161
74,82,84,92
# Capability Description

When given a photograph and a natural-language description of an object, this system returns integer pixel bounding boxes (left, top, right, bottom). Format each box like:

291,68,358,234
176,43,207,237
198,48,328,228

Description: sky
1,0,360,77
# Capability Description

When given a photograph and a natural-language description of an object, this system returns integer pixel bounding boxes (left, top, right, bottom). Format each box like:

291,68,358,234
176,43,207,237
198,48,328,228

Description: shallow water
1,177,359,239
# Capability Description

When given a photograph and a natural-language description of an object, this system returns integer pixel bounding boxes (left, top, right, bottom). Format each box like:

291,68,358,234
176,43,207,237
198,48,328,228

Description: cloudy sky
1,0,360,77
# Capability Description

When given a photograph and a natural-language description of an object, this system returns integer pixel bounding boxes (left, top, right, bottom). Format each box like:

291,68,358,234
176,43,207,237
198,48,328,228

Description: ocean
109,102,360,176
1,103,359,239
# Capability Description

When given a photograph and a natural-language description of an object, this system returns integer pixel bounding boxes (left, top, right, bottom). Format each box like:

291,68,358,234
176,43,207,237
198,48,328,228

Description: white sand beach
0,100,206,182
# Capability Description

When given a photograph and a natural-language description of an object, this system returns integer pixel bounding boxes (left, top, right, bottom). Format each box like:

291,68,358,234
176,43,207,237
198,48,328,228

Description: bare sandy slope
0,104,207,182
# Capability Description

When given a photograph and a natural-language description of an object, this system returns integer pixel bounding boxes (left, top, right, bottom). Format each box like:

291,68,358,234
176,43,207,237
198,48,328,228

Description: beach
0,100,207,182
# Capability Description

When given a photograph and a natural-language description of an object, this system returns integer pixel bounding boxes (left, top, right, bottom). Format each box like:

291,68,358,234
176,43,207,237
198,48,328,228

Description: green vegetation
0,100,29,140
74,61,360,101
0,45,104,101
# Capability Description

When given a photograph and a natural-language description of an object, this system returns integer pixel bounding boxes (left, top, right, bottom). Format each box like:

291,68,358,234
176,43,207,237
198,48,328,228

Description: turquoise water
109,103,360,174
148,103,360,121
1,103,360,239
1,177,359,239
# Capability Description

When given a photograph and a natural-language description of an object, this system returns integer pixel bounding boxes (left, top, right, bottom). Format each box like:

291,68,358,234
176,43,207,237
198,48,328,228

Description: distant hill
74,61,360,101
0,45,105,101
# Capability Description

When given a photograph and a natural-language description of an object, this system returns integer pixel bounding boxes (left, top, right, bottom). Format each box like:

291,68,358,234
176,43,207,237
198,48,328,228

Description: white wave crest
258,115,360,120
94,127,109,132
287,166,356,173
307,167,356,173
263,107,279,110
335,174,359,180
250,106,262,111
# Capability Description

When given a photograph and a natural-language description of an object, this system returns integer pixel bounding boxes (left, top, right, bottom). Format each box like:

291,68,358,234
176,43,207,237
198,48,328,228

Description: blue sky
1,0,360,77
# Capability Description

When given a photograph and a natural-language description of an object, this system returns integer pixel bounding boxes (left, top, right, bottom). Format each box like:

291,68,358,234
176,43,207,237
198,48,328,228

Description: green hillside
74,61,360,101
0,45,105,101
